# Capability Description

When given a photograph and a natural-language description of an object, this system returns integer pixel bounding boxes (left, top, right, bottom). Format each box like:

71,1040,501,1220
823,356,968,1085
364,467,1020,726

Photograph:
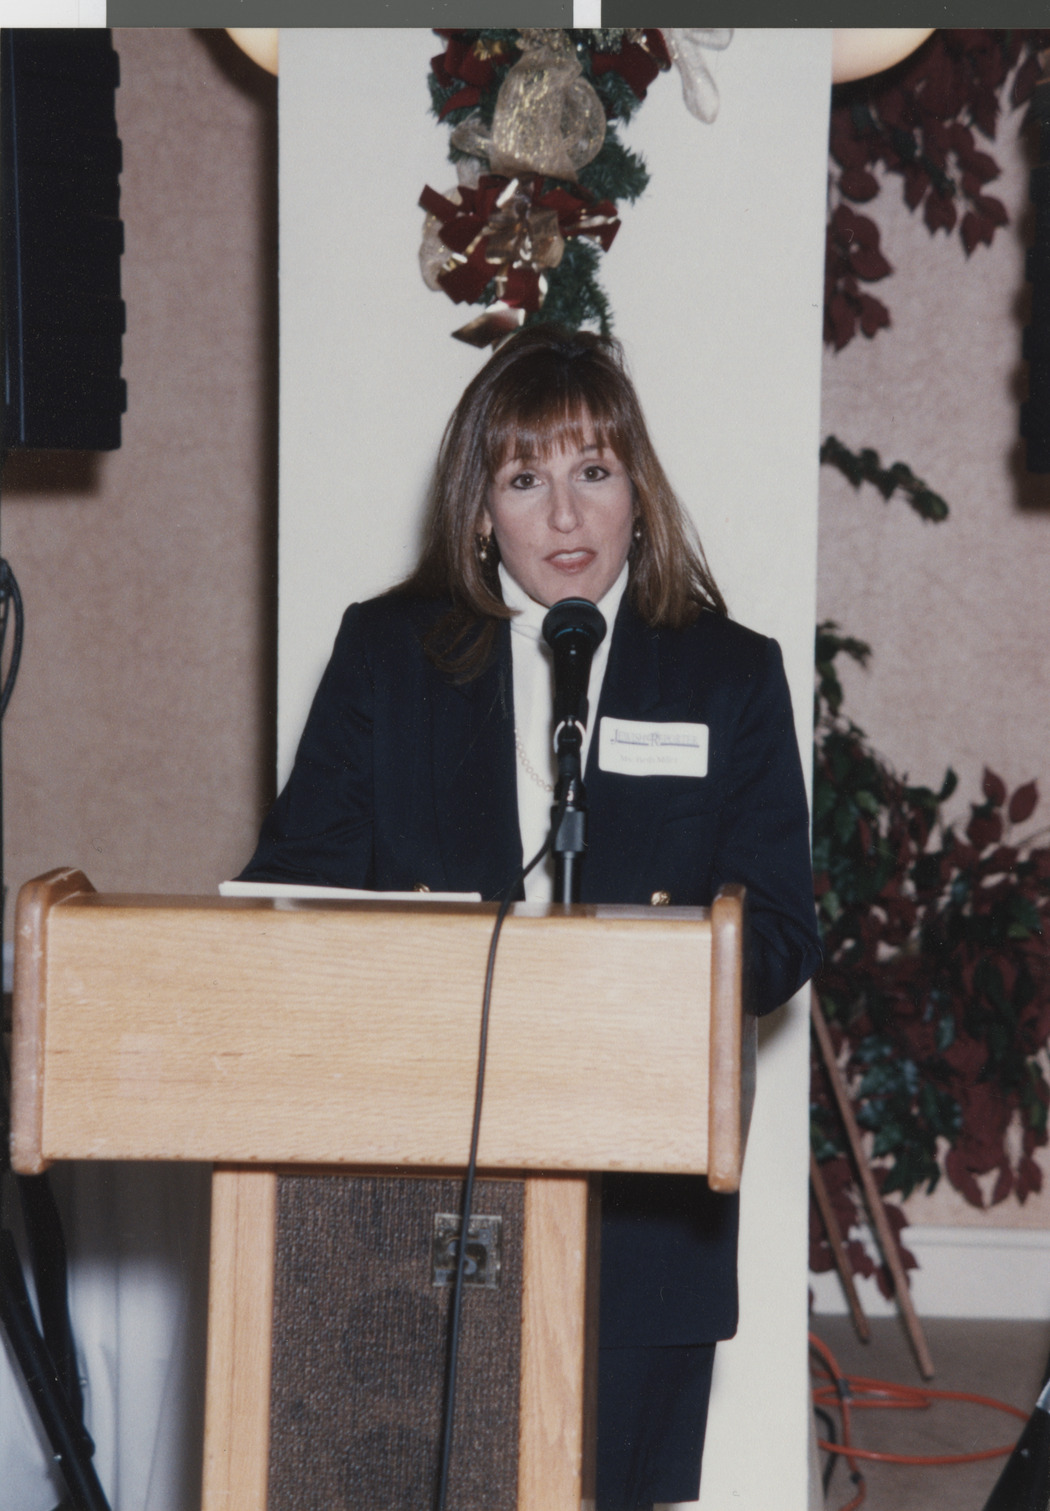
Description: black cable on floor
815,1404,839,1497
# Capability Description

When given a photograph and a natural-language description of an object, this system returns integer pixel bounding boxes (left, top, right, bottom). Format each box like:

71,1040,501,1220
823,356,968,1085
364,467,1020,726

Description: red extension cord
809,1331,1030,1511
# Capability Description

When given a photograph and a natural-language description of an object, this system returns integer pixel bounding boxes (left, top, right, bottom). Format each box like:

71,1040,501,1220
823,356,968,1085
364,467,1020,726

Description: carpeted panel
268,1174,523,1511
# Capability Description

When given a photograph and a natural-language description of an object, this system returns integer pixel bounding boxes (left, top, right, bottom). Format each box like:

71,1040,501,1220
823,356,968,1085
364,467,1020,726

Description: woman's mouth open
547,549,596,573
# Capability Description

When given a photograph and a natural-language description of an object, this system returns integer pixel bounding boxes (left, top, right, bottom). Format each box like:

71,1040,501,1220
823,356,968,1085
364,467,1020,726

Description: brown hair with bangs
399,322,727,678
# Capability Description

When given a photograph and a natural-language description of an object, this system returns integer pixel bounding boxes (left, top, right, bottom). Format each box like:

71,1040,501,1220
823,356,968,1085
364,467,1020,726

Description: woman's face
479,428,635,608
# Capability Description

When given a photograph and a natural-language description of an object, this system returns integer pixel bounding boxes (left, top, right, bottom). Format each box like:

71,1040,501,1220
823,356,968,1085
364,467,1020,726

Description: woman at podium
241,323,821,1510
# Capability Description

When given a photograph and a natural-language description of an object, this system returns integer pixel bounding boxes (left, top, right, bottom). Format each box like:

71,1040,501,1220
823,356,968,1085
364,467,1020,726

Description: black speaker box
1,29,126,452
268,1174,524,1511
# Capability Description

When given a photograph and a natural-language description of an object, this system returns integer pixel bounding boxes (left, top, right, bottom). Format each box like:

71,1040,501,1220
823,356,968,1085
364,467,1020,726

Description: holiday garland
419,28,731,344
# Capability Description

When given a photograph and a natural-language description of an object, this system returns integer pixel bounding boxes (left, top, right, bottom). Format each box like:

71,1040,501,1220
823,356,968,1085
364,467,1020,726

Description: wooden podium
10,867,754,1511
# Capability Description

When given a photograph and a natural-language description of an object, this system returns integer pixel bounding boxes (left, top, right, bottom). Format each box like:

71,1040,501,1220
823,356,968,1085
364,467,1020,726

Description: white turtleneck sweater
499,560,630,902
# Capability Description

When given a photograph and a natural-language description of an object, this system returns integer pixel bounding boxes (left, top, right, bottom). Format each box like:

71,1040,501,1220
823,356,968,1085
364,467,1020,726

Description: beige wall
818,91,1050,1229
2,28,276,930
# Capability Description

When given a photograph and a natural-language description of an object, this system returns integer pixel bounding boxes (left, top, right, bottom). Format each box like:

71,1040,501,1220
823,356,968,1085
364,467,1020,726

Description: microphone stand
542,598,606,905
551,719,586,903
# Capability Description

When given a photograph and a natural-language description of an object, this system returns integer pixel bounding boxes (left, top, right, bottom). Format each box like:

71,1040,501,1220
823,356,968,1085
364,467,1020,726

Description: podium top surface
11,868,751,1188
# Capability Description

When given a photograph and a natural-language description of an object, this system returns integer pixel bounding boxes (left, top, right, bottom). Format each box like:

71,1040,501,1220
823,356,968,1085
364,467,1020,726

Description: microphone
541,597,607,729
541,599,607,903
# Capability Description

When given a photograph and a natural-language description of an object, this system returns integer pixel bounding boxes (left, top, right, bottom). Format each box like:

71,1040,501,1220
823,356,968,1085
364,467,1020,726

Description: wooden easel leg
201,1166,278,1511
809,1151,870,1342
811,996,935,1379
518,1174,592,1510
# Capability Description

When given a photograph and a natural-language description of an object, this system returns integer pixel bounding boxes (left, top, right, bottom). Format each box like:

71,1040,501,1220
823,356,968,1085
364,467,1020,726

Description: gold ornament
452,29,606,183
484,181,564,274
473,37,509,64
452,304,525,349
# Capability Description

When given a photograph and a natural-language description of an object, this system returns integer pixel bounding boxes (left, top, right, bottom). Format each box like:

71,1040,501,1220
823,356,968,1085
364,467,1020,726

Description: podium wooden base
202,1168,596,1511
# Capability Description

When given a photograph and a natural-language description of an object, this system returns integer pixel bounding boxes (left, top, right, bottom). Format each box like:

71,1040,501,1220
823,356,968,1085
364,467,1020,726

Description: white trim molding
811,1224,1050,1321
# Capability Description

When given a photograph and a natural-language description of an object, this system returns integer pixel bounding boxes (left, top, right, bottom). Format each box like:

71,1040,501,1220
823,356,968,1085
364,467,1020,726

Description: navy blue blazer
242,587,821,1347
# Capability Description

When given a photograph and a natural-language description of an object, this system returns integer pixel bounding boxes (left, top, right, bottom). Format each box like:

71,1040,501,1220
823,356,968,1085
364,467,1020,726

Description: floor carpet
810,1314,1050,1511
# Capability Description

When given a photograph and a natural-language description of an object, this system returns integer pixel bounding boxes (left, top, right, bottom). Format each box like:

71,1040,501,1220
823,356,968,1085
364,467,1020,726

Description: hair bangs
483,369,624,476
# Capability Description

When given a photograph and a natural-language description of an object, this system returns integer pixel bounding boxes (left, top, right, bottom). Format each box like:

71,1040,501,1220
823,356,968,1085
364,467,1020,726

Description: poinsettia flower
431,33,516,119
590,30,671,103
418,173,619,313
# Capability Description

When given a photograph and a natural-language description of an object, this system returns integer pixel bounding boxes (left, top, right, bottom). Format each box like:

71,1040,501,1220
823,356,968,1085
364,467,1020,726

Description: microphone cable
433,797,567,1511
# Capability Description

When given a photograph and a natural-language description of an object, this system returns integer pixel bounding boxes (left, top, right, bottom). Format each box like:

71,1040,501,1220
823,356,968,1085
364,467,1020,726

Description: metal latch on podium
431,1213,503,1289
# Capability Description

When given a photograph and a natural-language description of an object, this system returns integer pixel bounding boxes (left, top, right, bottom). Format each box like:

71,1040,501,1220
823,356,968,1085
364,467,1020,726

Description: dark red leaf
958,1084,1012,1156
851,246,893,281
923,118,950,162
1013,53,1043,107
974,193,1008,228
946,120,973,155
808,1239,835,1274
850,212,883,250
967,811,1003,849
827,294,857,351
829,112,873,170
846,1239,876,1279
991,1164,1013,1204
903,163,930,210
986,845,1020,871
875,85,907,131
858,294,891,338
952,839,979,869
971,94,999,139
918,54,956,119
829,203,857,237
839,167,880,203
944,1035,987,1079
946,1147,986,1208
983,768,1007,807
962,150,1000,185
1009,781,1039,825
924,192,957,235
962,211,995,254
1018,1156,1044,1201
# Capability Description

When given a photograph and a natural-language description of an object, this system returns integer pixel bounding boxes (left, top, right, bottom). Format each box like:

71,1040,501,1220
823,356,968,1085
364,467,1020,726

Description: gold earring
476,532,492,563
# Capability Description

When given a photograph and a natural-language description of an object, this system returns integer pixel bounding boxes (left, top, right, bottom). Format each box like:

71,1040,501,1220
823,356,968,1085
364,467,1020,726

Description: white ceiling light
226,29,279,77
832,29,934,85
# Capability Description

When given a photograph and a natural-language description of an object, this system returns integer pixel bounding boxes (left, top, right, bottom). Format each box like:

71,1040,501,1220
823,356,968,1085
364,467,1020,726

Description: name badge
598,717,709,778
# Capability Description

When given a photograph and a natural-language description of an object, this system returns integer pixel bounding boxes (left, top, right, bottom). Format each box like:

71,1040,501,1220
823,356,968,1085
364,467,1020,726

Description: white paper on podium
219,880,481,902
